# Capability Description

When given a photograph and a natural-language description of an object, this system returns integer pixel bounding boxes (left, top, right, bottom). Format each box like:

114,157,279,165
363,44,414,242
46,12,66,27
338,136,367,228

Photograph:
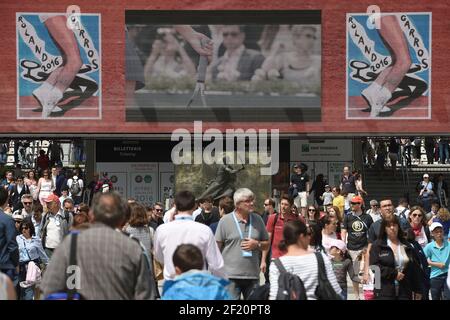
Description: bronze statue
198,156,245,201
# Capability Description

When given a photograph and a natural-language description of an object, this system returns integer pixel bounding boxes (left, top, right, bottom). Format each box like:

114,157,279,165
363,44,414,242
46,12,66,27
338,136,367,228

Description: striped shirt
269,252,342,300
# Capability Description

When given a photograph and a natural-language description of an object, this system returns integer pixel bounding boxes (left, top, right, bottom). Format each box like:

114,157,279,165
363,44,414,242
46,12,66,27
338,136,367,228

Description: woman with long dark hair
369,216,423,300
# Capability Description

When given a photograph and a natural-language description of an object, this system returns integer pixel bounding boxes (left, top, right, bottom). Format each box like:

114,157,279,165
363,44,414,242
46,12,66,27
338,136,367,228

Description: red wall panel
2,0,450,134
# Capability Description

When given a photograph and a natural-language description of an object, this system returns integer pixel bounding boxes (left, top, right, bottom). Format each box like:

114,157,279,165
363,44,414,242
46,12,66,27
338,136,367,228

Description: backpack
273,258,307,300
70,178,81,195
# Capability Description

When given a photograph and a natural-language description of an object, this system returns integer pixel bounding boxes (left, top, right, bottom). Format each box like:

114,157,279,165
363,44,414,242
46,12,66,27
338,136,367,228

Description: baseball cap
44,193,60,205
351,195,363,204
330,239,347,253
12,212,24,222
423,173,429,178
429,222,443,232
370,199,379,206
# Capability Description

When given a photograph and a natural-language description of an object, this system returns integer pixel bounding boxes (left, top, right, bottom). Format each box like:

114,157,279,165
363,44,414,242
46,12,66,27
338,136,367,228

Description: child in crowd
321,185,334,211
59,187,71,210
162,244,232,300
328,239,360,300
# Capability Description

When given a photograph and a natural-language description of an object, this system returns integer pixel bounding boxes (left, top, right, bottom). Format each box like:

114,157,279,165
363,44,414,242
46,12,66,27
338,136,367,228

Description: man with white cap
418,173,435,212
423,222,450,300
39,194,72,258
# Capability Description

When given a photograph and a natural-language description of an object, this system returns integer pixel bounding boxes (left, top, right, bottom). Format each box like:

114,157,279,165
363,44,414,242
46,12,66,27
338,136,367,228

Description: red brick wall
2,0,450,134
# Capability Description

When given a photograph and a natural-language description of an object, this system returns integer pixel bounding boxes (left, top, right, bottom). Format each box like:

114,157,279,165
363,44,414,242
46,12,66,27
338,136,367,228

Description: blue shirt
16,235,48,264
423,240,450,278
0,211,18,269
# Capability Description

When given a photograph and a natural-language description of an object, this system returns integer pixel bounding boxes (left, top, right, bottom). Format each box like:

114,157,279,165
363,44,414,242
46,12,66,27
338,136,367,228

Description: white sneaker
33,84,63,118
362,84,392,117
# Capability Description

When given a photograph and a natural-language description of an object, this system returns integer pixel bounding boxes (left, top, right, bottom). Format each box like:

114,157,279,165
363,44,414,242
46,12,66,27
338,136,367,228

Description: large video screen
125,11,321,122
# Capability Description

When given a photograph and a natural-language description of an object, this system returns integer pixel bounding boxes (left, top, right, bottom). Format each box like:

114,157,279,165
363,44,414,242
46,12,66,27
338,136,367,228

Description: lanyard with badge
232,212,253,257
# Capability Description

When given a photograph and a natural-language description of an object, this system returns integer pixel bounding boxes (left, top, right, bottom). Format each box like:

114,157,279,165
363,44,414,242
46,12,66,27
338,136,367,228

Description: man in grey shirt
216,188,269,300
40,192,156,300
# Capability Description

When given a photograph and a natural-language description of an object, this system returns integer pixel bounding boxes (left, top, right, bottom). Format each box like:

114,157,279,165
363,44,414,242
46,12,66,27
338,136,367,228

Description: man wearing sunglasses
11,194,33,220
341,195,373,299
149,202,164,231
211,25,265,82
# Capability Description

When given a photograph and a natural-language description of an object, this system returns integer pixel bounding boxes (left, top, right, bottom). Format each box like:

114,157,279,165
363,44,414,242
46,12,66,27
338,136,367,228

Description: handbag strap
269,213,279,249
67,232,78,300
314,252,327,281
273,258,288,274
22,238,32,262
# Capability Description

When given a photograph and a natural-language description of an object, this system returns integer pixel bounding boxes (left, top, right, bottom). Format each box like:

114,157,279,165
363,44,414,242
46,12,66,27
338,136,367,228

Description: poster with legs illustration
346,12,431,119
17,12,101,119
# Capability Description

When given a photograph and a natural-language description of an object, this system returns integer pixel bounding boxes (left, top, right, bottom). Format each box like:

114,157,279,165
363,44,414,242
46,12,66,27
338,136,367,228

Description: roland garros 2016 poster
16,12,101,120
346,12,431,120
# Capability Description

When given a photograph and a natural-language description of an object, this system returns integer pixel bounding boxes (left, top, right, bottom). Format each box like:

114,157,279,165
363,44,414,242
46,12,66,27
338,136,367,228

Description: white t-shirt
154,214,225,280
67,178,84,197
45,214,62,249
395,206,410,220
321,231,337,253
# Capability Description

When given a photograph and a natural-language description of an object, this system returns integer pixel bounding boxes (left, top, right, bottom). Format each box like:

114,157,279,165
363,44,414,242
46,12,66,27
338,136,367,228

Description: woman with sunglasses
306,205,320,228
16,219,48,300
369,216,423,300
268,220,341,300
36,170,54,206
409,206,431,248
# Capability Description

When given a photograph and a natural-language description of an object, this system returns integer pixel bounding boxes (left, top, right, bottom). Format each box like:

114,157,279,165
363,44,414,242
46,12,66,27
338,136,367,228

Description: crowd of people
362,137,450,170
1,160,450,301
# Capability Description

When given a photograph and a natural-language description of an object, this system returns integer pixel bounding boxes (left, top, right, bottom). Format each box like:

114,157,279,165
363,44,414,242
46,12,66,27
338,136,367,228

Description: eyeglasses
351,202,360,205
223,32,240,37
21,226,29,230
264,203,270,206
308,209,316,212
23,202,32,205
371,205,379,207
155,209,163,212
412,214,423,218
